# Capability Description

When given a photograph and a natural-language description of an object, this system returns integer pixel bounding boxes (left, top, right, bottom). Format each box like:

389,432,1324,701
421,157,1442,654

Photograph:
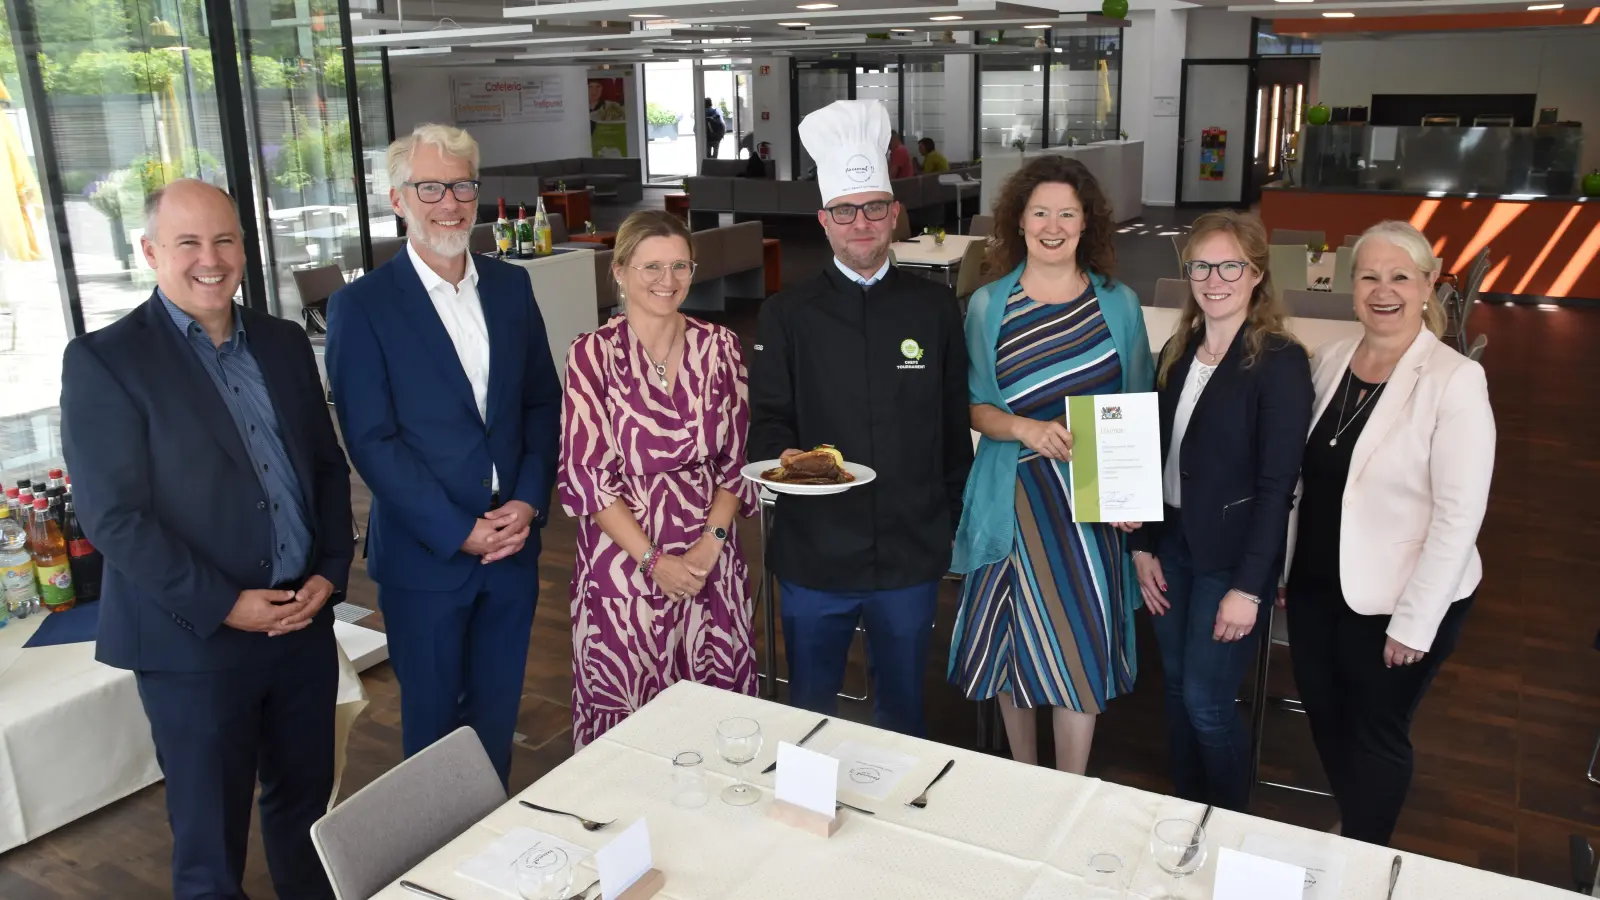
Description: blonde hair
1352,221,1446,338
611,209,693,305
1158,210,1299,388
386,124,480,188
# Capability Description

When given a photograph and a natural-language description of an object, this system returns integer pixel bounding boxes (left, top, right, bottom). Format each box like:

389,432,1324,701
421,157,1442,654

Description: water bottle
0,506,39,620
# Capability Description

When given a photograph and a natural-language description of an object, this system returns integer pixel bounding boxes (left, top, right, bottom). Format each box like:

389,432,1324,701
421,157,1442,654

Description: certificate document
1066,392,1164,523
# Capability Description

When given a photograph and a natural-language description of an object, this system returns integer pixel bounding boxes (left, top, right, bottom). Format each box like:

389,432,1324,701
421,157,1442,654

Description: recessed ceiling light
1321,11,1354,16
777,21,809,26
1273,0,1316,3
1527,3,1563,8
890,27,915,31
796,2,837,8
629,12,664,17
930,14,963,20
1024,23,1051,28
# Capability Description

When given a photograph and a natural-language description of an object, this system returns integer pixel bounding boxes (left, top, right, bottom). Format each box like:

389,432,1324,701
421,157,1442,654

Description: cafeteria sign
452,74,565,125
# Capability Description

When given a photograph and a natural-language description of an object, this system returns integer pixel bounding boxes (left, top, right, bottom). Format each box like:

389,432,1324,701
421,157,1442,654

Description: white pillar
945,46,975,164
751,57,793,179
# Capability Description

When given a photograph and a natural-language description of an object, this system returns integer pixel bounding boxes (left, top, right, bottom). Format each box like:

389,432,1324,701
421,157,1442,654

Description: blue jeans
1147,518,1267,811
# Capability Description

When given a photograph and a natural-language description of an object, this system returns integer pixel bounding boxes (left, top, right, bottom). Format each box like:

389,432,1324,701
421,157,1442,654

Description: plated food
741,445,877,497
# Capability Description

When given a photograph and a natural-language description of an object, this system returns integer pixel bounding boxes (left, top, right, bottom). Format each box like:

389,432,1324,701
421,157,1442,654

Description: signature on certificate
1102,490,1134,507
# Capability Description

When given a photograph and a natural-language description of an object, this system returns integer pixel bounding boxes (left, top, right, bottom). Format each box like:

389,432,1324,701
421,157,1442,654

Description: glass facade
901,58,945,154
977,29,1123,158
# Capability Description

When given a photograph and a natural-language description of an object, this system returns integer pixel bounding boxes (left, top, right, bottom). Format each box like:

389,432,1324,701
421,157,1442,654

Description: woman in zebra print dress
950,156,1153,773
558,210,758,748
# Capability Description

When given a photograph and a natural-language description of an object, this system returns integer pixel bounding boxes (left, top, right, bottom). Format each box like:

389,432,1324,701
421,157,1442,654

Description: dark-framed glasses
629,260,697,283
826,200,892,225
1183,260,1251,282
405,180,480,203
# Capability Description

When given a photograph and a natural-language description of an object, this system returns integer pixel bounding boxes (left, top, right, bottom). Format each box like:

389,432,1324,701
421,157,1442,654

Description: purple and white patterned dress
558,315,759,748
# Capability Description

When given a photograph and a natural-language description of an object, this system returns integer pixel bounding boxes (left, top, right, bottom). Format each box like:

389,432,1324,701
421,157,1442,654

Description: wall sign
1199,127,1227,181
452,74,565,125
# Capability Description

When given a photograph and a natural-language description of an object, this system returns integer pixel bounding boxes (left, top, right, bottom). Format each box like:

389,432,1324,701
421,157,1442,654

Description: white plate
740,459,878,496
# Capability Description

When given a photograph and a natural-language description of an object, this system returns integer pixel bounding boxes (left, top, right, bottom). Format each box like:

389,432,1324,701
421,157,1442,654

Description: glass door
793,61,850,178
1175,60,1254,207
643,59,695,184
701,64,753,161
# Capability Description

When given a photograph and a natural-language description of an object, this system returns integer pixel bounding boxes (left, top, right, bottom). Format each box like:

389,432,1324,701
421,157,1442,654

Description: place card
1213,847,1306,900
456,826,591,897
595,819,664,900
826,740,917,801
774,742,839,817
1241,834,1347,900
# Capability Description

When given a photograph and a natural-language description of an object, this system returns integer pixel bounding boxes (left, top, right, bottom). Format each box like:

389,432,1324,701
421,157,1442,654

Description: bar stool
1249,601,1331,798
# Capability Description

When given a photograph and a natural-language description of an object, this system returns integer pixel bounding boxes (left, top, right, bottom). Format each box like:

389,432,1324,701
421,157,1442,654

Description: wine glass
715,716,763,806
1148,818,1207,898
513,846,573,900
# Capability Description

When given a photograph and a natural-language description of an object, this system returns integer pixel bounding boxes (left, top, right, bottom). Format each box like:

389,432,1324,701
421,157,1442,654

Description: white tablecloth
890,234,982,267
373,682,1571,900
0,611,378,853
1143,306,1363,355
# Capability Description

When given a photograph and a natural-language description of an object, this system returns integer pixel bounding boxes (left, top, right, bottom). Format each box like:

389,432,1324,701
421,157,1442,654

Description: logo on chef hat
844,154,874,183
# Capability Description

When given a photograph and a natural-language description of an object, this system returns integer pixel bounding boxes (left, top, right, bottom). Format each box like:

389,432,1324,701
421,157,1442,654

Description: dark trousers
1147,518,1268,812
706,133,722,157
779,579,940,737
136,624,337,900
1286,581,1474,845
380,562,537,787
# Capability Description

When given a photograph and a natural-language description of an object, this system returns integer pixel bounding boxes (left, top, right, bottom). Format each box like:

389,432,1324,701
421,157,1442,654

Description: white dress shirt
407,242,498,490
834,256,893,286
1162,358,1215,507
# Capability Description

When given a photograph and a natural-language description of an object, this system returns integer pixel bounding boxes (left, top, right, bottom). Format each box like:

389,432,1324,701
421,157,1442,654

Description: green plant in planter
1011,137,1027,153
274,118,354,191
1583,170,1600,197
1306,103,1331,126
646,102,679,127
1101,0,1129,18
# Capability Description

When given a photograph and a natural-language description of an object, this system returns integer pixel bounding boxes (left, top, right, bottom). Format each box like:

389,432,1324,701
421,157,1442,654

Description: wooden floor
3,221,1599,896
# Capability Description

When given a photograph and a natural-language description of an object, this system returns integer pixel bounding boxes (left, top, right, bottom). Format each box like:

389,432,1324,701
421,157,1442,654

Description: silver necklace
638,330,678,388
1329,369,1386,447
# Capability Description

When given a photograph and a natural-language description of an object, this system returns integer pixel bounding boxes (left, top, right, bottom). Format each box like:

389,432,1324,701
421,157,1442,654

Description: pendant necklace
638,329,678,388
1329,368,1386,447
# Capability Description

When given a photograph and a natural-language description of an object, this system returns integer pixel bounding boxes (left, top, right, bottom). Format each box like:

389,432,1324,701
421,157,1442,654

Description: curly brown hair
982,155,1117,282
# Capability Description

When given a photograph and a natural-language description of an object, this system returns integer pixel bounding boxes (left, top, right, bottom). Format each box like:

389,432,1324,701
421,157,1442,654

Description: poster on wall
589,76,629,158
452,74,565,125
1199,127,1227,181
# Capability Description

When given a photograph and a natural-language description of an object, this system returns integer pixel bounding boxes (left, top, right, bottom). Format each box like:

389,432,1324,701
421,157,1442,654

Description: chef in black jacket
749,99,972,737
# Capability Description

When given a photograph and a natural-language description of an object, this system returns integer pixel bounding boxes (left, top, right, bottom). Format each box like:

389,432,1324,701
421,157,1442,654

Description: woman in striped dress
950,156,1153,773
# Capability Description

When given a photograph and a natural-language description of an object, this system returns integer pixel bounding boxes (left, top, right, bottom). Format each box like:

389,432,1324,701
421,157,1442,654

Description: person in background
949,155,1151,774
326,123,561,787
918,138,950,174
61,179,353,900
750,99,971,737
1284,220,1495,845
1131,210,1313,810
559,209,758,747
887,130,916,180
704,97,727,159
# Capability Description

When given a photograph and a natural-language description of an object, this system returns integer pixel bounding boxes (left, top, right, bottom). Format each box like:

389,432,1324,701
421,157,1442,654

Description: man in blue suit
327,123,561,785
61,179,353,900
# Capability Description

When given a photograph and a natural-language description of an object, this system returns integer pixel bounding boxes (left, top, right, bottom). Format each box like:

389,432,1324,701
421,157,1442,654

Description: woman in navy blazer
1130,211,1313,811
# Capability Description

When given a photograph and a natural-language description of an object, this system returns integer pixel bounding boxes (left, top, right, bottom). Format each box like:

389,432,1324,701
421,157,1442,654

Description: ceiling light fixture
796,2,837,8
1321,11,1354,16
629,12,664,17
930,14,963,20
1273,0,1316,4
1023,23,1051,28
891,27,915,32
1527,3,1563,8
777,21,809,25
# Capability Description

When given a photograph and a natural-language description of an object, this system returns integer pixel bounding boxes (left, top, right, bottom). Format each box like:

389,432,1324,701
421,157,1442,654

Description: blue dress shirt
833,256,893,287
160,291,313,585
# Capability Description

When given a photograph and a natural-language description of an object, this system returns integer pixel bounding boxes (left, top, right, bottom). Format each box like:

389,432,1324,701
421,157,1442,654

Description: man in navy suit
326,124,560,785
60,179,353,900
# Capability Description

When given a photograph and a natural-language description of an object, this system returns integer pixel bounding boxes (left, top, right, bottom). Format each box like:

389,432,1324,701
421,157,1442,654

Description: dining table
889,233,983,287
371,681,1573,900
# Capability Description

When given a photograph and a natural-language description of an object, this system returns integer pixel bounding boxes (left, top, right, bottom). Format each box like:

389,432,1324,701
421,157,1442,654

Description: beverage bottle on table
46,468,63,496
17,488,33,544
30,497,74,612
0,506,40,620
533,197,553,256
516,204,532,256
5,487,18,522
495,197,512,257
62,495,101,603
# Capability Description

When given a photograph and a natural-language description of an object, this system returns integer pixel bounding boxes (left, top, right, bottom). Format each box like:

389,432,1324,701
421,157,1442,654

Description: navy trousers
779,580,940,737
380,561,537,786
136,623,337,900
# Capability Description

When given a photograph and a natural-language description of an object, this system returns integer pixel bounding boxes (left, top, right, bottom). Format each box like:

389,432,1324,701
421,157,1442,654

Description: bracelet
640,543,661,580
1234,590,1261,605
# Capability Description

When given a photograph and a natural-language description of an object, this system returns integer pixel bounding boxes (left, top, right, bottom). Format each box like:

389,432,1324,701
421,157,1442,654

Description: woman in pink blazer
1283,221,1495,846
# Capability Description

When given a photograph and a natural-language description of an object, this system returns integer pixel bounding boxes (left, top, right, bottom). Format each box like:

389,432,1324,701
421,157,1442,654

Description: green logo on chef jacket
900,338,924,361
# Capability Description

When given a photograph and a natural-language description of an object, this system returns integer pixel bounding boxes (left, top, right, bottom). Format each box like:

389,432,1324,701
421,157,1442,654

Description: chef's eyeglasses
628,261,698,283
1183,260,1252,282
404,180,481,203
825,200,893,225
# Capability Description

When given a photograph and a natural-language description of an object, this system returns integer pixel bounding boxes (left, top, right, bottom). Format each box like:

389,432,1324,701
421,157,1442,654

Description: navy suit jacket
60,293,355,673
325,249,561,592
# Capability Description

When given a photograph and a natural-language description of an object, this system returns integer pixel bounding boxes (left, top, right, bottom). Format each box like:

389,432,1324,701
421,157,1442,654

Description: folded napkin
22,601,100,648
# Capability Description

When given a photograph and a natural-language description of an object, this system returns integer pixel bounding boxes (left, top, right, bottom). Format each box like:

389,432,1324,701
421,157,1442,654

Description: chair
291,265,347,335
371,237,406,269
1270,229,1326,247
953,238,989,303
1467,333,1488,362
311,727,505,900
1268,245,1310,294
1249,603,1333,799
1152,278,1191,309
893,214,912,244
1330,246,1354,294
468,222,496,255
1282,289,1356,320
1171,234,1188,273
1342,233,1361,248
969,214,993,238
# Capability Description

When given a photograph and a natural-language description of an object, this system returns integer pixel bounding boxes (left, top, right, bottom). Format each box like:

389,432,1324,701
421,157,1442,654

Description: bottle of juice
533,197,553,256
0,505,38,621
494,197,512,257
30,497,74,612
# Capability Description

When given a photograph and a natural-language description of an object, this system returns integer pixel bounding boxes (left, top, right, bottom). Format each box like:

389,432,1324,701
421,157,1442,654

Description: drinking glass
672,750,708,808
714,716,763,806
513,846,573,900
1149,818,1208,898
1086,852,1125,897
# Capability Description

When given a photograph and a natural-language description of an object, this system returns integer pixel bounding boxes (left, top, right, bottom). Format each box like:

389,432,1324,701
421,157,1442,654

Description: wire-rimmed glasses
404,180,481,203
627,261,697,283
825,200,892,225
1182,260,1251,282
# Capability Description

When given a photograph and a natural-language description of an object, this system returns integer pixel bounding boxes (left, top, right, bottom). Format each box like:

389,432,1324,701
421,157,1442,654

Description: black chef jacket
749,262,973,593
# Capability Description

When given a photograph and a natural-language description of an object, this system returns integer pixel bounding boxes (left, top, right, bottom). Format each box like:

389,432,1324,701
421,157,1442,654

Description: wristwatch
703,525,729,541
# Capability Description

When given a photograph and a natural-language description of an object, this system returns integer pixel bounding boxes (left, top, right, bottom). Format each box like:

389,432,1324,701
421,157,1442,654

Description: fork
518,800,615,831
560,878,601,900
906,759,955,809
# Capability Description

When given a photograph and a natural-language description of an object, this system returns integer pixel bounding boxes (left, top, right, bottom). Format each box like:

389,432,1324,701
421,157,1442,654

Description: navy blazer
325,249,561,592
1133,327,1313,596
60,293,354,672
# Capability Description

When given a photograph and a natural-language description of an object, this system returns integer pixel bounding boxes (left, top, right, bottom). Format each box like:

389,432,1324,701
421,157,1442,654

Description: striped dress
949,283,1137,713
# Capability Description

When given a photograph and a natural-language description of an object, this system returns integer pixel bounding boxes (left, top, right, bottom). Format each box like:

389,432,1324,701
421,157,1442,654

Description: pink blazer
1286,328,1495,651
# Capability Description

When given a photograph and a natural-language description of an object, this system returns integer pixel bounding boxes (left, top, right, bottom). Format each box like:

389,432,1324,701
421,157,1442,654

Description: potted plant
87,169,137,268
1584,170,1600,197
1011,136,1027,154
646,102,682,141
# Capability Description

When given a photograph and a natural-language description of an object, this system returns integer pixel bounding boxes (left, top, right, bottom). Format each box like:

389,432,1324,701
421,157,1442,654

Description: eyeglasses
628,260,697,283
825,200,893,225
1183,260,1252,282
404,180,480,203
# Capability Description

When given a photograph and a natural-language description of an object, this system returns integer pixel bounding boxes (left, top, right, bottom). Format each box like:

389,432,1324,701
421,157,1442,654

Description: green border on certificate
1066,395,1102,522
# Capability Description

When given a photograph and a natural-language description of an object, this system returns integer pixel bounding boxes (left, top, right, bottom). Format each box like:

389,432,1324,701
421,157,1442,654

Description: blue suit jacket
60,293,355,673
325,249,561,592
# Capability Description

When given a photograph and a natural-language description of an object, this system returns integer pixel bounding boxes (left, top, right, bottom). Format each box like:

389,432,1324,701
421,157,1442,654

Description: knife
1177,804,1213,868
400,880,458,900
1386,854,1402,900
761,717,829,773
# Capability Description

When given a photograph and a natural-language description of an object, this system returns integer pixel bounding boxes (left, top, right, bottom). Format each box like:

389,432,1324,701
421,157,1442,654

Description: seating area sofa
479,158,644,205
696,158,775,179
590,221,767,318
684,166,978,231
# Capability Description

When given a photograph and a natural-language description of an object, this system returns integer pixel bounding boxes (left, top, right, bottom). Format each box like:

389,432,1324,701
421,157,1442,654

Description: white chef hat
799,99,894,206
